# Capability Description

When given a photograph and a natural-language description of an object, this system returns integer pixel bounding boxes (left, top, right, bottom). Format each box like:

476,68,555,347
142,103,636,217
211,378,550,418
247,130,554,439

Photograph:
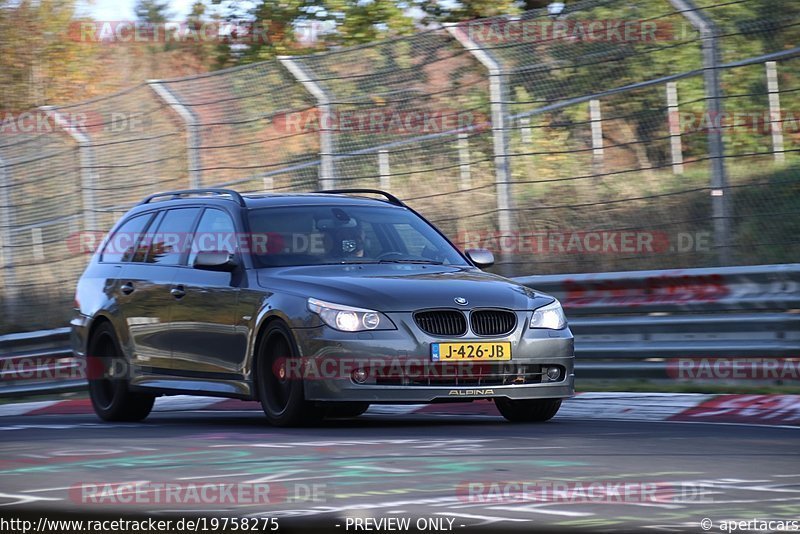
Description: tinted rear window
141,208,202,265
100,213,153,263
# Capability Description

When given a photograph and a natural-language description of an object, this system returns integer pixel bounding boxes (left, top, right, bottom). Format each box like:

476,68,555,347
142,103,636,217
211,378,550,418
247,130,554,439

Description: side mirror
465,248,495,268
193,251,237,272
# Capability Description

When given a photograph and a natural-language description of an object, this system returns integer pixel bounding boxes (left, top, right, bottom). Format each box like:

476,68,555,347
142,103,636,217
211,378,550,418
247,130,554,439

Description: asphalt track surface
0,408,798,534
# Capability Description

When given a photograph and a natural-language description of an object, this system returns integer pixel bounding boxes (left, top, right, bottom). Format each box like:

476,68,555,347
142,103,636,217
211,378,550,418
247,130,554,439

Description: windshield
247,204,469,268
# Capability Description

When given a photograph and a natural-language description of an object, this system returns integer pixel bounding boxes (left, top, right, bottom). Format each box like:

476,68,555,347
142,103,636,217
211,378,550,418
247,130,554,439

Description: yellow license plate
432,342,512,361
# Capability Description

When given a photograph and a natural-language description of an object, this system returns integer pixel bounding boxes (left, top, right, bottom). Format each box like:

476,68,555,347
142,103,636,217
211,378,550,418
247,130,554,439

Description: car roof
125,192,406,216
241,193,405,209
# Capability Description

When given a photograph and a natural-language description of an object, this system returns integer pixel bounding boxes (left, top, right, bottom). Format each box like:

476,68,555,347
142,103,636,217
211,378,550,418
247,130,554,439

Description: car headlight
530,299,567,330
307,298,395,332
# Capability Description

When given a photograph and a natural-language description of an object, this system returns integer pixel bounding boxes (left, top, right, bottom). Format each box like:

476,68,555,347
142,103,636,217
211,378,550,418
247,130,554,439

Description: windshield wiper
315,260,377,265
377,259,443,265
312,259,444,266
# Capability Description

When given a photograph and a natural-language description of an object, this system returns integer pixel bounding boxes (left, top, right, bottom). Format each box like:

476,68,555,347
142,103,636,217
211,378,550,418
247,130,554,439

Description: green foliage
134,0,173,23
329,0,416,44
233,0,418,63
415,0,520,23
733,163,800,264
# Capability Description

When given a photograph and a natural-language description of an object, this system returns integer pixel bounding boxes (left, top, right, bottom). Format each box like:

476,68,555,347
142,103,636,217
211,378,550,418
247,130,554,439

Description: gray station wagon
71,189,574,426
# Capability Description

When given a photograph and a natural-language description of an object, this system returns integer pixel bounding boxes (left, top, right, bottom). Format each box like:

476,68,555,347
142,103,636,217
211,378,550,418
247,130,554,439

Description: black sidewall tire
87,322,154,422
255,322,321,427
495,398,562,423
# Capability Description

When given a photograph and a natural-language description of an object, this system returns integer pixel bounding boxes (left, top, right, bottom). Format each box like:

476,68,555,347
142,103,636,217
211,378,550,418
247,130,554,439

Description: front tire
255,322,321,427
495,398,562,423
87,322,154,422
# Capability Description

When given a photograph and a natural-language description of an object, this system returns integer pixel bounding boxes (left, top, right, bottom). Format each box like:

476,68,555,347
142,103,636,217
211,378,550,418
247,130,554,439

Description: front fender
243,290,319,382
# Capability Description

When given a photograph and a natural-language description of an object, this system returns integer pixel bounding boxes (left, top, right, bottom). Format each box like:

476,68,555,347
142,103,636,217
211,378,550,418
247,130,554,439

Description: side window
188,209,237,267
128,211,164,263
100,213,153,263
144,208,201,266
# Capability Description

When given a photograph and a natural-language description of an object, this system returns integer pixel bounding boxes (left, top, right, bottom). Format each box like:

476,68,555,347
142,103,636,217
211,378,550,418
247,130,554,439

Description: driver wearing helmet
322,222,366,259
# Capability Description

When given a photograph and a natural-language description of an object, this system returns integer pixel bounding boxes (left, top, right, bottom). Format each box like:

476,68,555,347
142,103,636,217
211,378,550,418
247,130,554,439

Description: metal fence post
669,0,731,264
278,57,336,190
148,81,202,188
40,106,98,231
666,82,685,174
765,61,785,164
378,150,391,191
457,133,472,191
31,227,44,262
589,99,604,174
445,24,514,274
519,117,532,146
0,156,17,317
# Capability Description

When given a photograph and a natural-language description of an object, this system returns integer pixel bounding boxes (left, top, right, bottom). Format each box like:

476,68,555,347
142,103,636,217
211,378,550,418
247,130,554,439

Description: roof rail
314,189,405,207
140,188,246,207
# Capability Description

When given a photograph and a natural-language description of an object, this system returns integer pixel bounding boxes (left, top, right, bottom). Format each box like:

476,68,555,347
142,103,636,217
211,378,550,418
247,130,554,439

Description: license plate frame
431,341,512,362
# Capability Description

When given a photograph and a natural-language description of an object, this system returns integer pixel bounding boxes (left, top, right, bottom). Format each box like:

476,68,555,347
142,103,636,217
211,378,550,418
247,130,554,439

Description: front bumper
70,312,91,358
293,311,575,403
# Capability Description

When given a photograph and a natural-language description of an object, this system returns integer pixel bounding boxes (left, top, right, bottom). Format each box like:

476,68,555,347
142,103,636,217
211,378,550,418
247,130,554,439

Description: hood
257,263,553,312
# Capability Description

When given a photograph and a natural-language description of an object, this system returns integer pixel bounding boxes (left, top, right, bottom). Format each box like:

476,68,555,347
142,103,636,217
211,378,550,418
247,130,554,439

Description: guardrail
0,327,83,396
517,263,800,379
1,264,798,396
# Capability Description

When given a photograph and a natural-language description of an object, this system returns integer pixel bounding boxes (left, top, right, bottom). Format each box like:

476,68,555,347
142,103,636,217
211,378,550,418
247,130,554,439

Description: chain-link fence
1,0,798,333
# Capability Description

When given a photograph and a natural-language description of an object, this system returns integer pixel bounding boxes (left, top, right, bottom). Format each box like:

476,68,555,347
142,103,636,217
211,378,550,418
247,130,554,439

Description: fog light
352,368,369,384
546,367,561,381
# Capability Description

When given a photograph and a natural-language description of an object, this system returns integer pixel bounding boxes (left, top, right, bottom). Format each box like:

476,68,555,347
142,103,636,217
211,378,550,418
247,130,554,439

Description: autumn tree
0,0,97,110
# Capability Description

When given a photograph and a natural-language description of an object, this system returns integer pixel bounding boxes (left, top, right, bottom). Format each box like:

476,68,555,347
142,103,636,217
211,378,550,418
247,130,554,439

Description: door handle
171,285,186,299
121,282,134,295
